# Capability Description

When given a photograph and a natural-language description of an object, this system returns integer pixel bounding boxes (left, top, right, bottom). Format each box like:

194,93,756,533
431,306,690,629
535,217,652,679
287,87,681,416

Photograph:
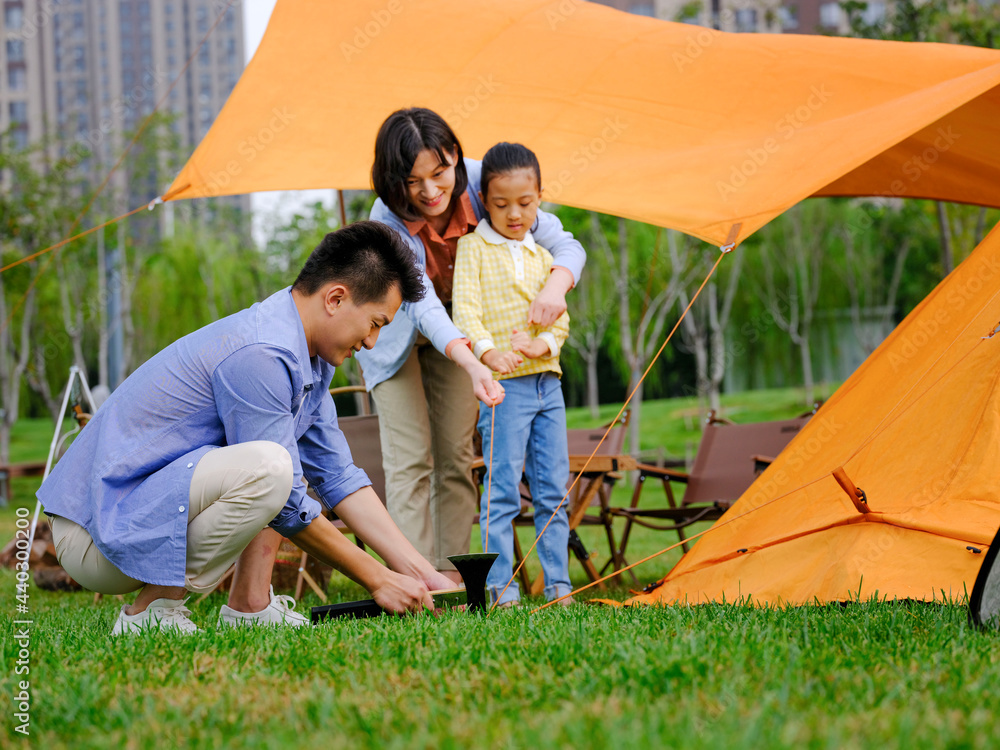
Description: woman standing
358,108,586,584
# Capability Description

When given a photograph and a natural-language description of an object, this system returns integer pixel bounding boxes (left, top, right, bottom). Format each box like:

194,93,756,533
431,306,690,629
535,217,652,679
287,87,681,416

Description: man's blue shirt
37,288,370,587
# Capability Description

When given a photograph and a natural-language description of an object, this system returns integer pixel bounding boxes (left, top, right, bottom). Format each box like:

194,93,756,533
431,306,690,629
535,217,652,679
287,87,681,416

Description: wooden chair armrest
634,462,690,484
706,409,735,426
752,454,776,475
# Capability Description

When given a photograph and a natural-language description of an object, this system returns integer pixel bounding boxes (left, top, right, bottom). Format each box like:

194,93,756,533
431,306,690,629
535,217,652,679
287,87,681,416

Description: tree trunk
628,369,643,456
975,206,988,246
585,351,599,419
97,226,109,388
56,257,88,375
678,283,709,406
0,285,36,465
799,333,814,406
0,275,11,466
937,201,954,277
708,287,725,414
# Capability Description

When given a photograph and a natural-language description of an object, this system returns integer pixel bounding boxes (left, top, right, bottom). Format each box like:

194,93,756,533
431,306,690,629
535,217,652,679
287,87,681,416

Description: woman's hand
448,338,507,405
527,268,573,327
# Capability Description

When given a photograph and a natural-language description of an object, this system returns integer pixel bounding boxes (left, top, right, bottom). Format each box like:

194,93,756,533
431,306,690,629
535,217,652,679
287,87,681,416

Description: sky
243,0,338,243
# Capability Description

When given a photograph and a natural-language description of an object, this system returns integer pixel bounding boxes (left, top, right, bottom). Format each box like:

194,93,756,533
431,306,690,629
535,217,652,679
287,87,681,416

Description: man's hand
527,267,573,326
423,569,459,592
371,570,435,614
511,329,549,359
482,349,523,375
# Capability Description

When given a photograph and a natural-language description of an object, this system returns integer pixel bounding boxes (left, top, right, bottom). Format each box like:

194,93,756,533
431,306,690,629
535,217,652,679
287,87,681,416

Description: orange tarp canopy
627,222,1000,606
165,0,1000,247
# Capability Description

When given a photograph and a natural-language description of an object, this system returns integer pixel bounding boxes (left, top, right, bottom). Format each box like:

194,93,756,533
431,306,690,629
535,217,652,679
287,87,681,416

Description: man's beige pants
371,340,478,571
51,441,293,594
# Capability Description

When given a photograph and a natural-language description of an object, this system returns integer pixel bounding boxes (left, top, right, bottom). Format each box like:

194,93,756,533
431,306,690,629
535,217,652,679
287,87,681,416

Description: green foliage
840,0,1000,46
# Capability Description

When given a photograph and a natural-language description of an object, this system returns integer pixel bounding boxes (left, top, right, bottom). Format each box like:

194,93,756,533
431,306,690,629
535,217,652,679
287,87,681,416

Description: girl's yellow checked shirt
452,220,570,381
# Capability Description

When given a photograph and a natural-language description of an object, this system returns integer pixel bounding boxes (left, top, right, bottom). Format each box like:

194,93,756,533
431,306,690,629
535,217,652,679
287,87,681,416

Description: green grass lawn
4,385,998,748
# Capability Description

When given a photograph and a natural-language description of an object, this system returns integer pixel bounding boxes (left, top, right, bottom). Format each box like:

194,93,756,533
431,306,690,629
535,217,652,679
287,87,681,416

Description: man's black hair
371,108,469,222
480,142,541,199
292,220,425,305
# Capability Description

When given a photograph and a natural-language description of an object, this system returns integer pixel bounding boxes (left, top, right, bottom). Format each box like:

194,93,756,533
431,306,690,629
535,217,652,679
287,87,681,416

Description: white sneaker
217,586,310,628
112,597,200,636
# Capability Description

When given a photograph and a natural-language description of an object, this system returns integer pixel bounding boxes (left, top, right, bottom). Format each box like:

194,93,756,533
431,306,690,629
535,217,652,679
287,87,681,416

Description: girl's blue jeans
477,371,572,605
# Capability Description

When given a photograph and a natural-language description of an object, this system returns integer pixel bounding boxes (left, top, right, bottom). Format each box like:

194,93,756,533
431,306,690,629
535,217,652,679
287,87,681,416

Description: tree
840,0,1000,276
560,212,616,417
0,133,86,460
678,236,745,413
838,201,913,355
758,204,825,405
607,218,700,452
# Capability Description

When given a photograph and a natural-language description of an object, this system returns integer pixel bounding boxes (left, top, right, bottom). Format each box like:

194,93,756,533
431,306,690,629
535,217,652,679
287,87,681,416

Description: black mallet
311,552,498,623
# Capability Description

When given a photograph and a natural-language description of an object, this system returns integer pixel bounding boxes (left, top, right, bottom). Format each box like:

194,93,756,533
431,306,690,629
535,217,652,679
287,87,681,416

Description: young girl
452,142,573,607
360,109,585,585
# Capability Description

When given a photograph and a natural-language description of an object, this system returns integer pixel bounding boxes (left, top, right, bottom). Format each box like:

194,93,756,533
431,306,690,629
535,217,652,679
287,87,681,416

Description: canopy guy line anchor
719,223,742,254
532,473,832,612
832,467,868,514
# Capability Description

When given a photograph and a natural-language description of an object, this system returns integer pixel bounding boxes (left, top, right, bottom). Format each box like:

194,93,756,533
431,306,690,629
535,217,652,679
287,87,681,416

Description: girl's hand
511,329,549,359
482,349,523,375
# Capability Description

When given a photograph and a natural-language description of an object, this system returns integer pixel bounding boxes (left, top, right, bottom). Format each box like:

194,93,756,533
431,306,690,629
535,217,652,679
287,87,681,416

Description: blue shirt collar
260,287,323,389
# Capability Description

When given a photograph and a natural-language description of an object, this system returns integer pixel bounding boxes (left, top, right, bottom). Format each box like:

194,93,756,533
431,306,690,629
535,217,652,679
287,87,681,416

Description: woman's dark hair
480,142,542,199
371,108,469,222
292,220,425,305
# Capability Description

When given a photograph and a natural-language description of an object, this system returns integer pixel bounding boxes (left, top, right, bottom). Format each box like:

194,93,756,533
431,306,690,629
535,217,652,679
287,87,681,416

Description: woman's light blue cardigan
357,158,586,390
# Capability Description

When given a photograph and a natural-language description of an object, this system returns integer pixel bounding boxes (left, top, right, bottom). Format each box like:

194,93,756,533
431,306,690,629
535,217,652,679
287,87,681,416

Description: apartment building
0,0,249,222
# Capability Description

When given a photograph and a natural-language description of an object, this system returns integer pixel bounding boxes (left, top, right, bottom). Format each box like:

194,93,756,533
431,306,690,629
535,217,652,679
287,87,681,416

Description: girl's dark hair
292,221,425,305
371,108,468,222
480,142,541,199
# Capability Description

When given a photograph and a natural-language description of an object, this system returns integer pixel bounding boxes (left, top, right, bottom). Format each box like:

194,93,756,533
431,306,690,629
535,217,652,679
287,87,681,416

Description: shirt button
186,462,193,469
178,506,185,513
448,264,453,268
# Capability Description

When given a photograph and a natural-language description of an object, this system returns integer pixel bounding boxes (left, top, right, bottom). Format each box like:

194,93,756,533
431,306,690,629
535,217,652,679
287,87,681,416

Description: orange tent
163,0,1000,248
628,222,1000,606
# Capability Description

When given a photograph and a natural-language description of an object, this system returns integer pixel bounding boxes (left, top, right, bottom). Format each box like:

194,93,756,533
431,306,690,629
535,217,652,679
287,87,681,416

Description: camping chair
611,411,812,563
474,411,632,594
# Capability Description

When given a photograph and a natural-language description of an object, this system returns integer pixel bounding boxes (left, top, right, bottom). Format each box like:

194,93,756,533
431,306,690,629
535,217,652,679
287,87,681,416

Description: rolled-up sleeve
371,199,465,356
212,346,322,537
298,389,371,508
531,209,586,285
405,269,466,355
